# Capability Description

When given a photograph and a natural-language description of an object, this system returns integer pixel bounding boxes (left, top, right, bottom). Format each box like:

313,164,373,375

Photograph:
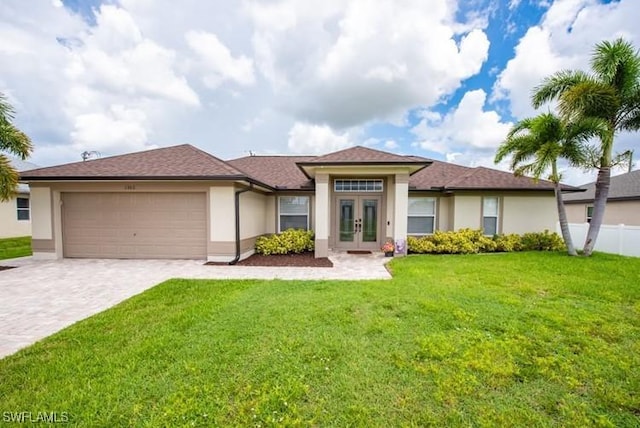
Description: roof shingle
302,146,426,164
228,155,314,190
563,169,640,202
21,144,245,179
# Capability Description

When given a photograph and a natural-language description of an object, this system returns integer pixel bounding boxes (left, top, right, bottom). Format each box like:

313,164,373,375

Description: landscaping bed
206,251,332,267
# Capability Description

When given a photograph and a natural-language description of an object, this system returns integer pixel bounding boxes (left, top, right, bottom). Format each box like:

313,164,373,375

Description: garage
62,192,207,259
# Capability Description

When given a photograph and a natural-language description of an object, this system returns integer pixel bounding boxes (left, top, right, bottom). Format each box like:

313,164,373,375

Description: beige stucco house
20,144,568,261
0,159,38,239
564,169,640,226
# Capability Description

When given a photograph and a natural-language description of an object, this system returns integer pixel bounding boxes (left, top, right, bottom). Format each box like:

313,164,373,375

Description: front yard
1,252,638,426
0,236,31,260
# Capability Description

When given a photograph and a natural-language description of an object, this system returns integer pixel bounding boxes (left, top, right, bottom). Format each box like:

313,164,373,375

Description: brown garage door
62,192,207,259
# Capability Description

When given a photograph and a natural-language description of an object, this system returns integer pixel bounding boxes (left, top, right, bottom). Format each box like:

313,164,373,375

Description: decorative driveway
0,252,391,358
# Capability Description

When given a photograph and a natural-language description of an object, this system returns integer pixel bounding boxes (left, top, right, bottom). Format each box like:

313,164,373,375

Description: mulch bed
205,251,333,267
0,266,16,271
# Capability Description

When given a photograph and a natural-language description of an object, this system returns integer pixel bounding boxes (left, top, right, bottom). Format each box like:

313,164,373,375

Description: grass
1,252,639,426
0,236,31,260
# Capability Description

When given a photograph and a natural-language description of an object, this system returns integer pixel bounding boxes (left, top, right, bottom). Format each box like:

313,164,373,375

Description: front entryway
335,196,381,251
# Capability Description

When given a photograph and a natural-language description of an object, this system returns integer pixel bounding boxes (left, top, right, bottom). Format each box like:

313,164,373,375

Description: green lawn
0,236,31,260
1,252,639,426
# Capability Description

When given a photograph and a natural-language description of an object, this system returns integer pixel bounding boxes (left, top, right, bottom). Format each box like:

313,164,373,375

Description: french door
336,196,381,250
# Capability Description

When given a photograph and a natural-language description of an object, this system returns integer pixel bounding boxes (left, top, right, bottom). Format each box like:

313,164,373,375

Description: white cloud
287,122,352,154
186,30,255,88
494,0,640,119
384,140,399,150
412,89,513,154
70,105,151,153
248,0,490,128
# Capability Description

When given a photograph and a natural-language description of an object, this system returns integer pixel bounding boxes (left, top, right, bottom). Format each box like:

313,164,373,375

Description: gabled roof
20,144,250,181
564,169,640,202
296,145,430,179
301,145,424,164
228,155,315,190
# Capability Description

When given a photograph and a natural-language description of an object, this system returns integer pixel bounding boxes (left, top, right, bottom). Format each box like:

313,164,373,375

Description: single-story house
0,158,39,239
564,169,640,226
20,144,574,261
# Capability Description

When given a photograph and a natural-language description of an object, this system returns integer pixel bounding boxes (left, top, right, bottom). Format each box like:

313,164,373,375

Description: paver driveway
0,252,391,358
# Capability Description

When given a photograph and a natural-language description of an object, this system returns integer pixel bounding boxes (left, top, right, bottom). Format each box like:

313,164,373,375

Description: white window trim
16,197,30,221
482,196,500,236
407,196,437,235
278,196,310,232
586,205,593,223
334,179,383,193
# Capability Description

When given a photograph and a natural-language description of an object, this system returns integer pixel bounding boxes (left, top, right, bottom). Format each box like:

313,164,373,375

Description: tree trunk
583,165,611,256
554,169,577,256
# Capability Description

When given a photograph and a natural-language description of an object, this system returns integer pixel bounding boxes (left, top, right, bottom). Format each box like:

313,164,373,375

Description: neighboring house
563,169,640,226
20,144,576,261
0,158,39,239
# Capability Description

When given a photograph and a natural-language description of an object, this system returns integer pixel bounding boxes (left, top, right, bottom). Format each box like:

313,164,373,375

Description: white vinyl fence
557,223,640,257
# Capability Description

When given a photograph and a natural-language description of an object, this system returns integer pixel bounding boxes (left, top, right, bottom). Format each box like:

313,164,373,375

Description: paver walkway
0,252,391,358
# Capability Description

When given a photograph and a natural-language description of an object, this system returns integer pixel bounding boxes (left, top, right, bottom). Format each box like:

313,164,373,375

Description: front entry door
336,196,381,250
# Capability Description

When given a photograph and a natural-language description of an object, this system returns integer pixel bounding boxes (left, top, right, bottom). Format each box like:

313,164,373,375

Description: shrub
521,230,566,252
408,229,496,254
407,236,437,254
494,234,523,252
255,229,314,255
407,229,565,254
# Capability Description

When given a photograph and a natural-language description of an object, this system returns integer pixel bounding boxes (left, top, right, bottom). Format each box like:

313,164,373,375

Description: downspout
229,184,253,265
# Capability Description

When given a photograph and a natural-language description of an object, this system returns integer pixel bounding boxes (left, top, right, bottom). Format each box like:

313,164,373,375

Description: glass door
336,196,381,250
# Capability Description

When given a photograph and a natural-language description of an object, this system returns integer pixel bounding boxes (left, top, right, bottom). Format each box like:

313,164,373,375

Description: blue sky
1,0,638,184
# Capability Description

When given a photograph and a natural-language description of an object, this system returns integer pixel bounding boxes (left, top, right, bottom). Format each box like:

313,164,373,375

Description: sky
1,0,639,185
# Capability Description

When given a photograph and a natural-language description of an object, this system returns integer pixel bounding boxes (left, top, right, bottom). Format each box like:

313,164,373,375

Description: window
482,197,499,235
16,197,30,221
408,197,436,235
586,206,593,223
279,196,309,231
334,179,383,192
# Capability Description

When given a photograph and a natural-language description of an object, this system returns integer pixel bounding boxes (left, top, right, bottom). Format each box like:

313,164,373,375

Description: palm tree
0,92,33,202
532,38,640,256
495,113,603,256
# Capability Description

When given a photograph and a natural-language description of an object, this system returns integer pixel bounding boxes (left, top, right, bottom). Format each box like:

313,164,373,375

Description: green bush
407,229,565,255
521,230,566,252
255,229,315,255
494,234,523,252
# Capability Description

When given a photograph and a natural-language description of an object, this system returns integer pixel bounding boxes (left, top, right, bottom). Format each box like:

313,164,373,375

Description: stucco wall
0,195,31,238
209,186,235,242
565,203,586,224
240,191,268,240
566,200,640,226
502,195,558,234
452,195,482,230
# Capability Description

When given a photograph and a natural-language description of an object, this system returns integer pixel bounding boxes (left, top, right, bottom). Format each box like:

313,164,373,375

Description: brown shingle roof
21,144,247,180
408,159,572,191
301,145,426,164
19,143,577,192
228,155,315,190
564,169,640,202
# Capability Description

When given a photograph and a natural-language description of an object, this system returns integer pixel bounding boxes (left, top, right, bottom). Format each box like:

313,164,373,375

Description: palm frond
592,38,640,94
558,82,618,121
0,93,16,123
0,123,33,159
619,108,640,131
0,154,19,202
531,70,591,108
